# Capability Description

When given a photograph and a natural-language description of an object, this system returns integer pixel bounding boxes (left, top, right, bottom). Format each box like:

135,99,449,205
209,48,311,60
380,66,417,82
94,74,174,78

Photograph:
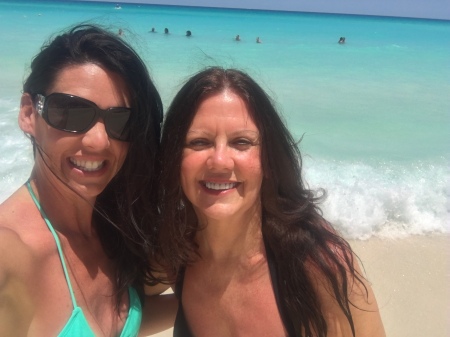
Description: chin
200,205,241,220
70,182,107,200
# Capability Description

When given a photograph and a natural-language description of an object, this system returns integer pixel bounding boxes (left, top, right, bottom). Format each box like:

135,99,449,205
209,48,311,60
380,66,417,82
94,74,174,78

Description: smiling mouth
203,181,239,191
69,158,105,172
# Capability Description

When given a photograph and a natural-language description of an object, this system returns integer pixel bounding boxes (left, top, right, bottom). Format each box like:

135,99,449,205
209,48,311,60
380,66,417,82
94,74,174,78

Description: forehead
48,63,130,107
192,90,257,128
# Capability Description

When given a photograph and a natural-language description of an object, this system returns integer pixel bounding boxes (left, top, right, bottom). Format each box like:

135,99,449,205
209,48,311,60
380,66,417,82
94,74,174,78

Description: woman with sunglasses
0,25,163,336
157,67,385,337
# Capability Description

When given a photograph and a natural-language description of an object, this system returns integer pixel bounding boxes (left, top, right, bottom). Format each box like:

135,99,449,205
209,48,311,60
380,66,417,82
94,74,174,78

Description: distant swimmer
256,37,261,43
118,28,123,36
338,37,346,44
150,27,156,33
235,34,241,41
164,28,169,34
186,30,192,37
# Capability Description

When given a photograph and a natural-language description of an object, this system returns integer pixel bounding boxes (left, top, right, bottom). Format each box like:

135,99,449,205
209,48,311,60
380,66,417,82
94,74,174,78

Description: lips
69,158,105,172
203,181,239,191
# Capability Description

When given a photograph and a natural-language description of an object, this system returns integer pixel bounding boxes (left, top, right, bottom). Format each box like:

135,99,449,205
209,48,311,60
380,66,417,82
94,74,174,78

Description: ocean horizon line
69,0,450,22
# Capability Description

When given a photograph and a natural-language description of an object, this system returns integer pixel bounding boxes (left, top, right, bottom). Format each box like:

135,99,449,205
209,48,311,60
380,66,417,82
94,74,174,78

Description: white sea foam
0,98,33,201
304,158,450,239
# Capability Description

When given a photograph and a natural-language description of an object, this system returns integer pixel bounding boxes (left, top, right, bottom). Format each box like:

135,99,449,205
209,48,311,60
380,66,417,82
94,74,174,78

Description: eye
230,138,256,151
185,138,211,150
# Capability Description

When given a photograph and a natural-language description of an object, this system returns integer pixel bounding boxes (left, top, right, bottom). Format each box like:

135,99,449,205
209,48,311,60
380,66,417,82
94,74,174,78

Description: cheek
250,158,263,174
242,153,264,191
238,149,263,175
180,155,195,189
35,130,72,164
180,149,203,174
34,122,60,147
180,154,188,191
250,164,263,190
180,151,207,199
115,142,130,167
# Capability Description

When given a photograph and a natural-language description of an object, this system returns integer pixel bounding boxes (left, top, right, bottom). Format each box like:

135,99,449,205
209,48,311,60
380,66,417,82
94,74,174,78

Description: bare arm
314,253,386,337
349,257,386,337
0,229,35,337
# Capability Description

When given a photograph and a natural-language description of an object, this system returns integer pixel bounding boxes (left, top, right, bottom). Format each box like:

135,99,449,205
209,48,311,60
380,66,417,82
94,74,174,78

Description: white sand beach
351,235,450,337
145,234,450,337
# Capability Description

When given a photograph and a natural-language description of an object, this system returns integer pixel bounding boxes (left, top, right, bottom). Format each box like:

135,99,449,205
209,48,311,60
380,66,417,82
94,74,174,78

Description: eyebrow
186,129,259,137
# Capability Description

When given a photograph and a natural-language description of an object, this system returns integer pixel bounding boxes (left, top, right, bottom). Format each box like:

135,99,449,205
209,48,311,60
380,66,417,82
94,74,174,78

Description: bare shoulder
0,222,35,286
0,189,37,337
0,227,35,337
310,249,386,337
335,242,386,336
0,226,32,267
0,185,31,224
0,186,36,281
348,254,386,337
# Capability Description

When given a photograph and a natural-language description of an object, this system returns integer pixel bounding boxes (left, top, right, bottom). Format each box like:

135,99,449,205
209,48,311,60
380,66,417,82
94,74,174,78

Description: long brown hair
158,67,365,336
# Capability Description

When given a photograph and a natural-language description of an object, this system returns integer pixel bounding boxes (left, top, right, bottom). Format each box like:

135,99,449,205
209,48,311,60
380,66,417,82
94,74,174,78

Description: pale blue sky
82,0,450,20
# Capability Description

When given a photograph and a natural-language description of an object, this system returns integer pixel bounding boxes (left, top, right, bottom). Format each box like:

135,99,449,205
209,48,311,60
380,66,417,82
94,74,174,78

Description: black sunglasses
35,93,132,141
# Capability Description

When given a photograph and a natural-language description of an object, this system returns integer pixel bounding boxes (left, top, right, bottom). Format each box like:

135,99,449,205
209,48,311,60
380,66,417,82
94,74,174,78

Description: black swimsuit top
173,240,296,337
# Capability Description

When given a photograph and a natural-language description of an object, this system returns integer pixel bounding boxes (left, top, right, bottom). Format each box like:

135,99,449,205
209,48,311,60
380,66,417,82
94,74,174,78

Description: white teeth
70,158,104,172
205,182,237,190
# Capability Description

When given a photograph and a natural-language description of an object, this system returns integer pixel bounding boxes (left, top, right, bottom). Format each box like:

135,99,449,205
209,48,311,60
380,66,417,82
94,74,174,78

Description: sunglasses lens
105,108,131,140
43,94,132,141
46,95,96,132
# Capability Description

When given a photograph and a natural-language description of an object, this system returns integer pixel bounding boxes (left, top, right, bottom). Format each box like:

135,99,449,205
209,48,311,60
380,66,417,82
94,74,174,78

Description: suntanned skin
180,213,385,337
177,91,386,337
310,254,386,337
0,63,134,337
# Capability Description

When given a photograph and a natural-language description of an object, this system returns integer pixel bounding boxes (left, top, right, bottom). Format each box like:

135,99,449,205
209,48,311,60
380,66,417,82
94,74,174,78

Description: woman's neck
195,208,264,264
28,170,96,237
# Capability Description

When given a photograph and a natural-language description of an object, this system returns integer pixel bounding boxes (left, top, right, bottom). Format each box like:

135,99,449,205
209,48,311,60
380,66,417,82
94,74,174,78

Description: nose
206,143,234,171
81,119,110,150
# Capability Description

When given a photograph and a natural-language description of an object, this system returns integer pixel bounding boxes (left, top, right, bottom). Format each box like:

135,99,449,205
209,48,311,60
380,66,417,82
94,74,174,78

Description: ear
18,93,37,137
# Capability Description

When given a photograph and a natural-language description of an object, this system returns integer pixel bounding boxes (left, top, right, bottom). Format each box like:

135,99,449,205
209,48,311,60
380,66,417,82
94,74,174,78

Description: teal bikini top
26,181,142,337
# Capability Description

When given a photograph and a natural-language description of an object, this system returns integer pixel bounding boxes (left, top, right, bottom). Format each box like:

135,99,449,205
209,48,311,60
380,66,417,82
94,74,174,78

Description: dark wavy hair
158,67,366,336
23,24,163,302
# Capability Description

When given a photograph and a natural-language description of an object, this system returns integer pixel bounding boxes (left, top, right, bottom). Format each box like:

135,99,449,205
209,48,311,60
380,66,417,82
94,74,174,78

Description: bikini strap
26,180,78,308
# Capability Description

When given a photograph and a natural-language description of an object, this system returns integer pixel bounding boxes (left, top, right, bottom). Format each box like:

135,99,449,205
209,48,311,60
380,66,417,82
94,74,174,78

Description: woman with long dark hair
158,67,385,336
0,24,162,336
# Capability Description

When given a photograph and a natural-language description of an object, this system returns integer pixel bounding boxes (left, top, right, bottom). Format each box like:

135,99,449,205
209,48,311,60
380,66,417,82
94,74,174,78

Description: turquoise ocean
1,0,449,239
